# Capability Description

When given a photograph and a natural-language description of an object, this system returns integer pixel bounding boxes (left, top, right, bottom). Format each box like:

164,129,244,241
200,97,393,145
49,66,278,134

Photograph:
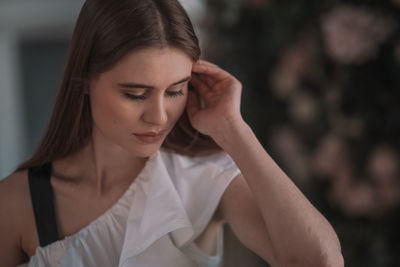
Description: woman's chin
128,143,162,158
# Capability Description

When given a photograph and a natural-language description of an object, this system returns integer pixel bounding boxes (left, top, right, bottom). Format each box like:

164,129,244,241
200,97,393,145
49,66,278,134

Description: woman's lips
134,130,167,143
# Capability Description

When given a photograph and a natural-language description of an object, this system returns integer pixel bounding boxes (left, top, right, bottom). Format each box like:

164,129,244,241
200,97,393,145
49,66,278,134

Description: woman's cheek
170,98,187,123
178,95,189,115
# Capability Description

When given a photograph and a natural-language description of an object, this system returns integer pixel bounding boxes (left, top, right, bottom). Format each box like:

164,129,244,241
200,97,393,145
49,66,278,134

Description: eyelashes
124,89,184,101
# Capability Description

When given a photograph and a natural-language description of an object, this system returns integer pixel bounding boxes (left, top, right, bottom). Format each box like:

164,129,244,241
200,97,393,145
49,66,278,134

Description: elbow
276,251,344,267
279,246,344,267
324,252,344,267
316,226,344,267
319,245,344,267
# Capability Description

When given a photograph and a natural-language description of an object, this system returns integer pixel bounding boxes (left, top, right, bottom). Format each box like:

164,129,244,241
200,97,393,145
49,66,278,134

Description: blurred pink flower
367,145,400,214
321,5,397,64
337,181,376,217
367,145,399,180
315,141,400,217
270,125,310,183
271,32,318,99
312,134,349,178
288,90,320,125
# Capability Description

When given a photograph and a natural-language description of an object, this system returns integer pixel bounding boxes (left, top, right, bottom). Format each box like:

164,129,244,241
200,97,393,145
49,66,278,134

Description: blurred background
1,0,400,266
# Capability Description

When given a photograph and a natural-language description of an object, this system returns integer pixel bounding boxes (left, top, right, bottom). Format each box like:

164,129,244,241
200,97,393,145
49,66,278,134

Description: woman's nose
142,95,168,125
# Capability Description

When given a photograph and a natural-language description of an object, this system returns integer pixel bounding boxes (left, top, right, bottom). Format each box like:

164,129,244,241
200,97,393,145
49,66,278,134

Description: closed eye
124,93,146,100
165,89,184,98
123,89,185,101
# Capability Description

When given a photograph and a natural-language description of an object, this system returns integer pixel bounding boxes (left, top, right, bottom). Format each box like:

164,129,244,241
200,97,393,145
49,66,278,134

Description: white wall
0,33,24,178
0,1,84,179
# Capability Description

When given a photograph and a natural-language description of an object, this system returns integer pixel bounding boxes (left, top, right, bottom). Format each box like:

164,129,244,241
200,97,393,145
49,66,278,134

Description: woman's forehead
100,47,193,86
117,47,193,69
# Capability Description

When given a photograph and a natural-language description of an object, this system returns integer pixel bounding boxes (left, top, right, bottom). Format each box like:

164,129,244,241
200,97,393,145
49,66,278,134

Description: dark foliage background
201,0,400,266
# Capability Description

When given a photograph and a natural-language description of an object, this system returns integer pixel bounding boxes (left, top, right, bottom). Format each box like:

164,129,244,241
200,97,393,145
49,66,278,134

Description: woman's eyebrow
118,76,191,89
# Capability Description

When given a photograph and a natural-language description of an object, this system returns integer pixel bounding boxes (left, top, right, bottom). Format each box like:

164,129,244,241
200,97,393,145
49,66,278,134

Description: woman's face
89,47,193,158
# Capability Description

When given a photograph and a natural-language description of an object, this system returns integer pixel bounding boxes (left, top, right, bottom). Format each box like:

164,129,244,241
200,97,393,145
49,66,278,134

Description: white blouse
19,148,240,267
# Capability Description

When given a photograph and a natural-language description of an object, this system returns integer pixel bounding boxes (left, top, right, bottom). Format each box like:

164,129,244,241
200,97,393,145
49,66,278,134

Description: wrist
211,117,251,151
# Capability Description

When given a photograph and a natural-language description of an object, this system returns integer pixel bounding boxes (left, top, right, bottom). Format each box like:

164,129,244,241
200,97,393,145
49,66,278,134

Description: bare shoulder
0,169,29,188
0,169,32,266
0,169,30,212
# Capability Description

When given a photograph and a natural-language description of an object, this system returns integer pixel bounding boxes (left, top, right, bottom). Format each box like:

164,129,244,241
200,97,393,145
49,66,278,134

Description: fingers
199,73,216,88
192,61,231,81
197,59,219,68
192,60,240,90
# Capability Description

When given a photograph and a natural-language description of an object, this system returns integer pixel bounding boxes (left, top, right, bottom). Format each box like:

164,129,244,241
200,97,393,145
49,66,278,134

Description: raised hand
186,60,243,139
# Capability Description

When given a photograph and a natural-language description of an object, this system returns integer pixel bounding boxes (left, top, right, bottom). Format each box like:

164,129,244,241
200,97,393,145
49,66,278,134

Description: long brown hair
17,0,220,171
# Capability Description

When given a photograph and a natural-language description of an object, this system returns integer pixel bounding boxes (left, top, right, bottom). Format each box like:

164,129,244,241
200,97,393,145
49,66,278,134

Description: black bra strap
28,163,59,247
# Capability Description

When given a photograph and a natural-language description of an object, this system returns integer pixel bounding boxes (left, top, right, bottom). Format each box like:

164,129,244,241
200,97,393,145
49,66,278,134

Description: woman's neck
52,138,148,196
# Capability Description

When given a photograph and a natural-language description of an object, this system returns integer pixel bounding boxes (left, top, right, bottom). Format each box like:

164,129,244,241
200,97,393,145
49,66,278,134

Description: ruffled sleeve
166,150,241,239
119,149,240,267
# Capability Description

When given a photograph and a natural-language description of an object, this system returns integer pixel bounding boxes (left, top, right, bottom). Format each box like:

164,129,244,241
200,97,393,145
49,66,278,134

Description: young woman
0,0,344,266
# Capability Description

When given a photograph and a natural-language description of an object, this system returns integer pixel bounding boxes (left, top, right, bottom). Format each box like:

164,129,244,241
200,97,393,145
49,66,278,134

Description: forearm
213,119,343,267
